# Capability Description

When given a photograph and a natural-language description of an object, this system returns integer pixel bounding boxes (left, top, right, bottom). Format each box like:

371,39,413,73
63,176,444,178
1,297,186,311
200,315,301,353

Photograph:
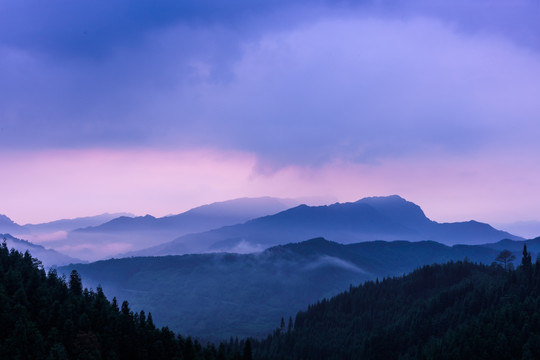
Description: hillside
4,236,540,359
255,252,540,359
1,234,82,267
133,195,521,256
60,237,517,340
0,242,247,359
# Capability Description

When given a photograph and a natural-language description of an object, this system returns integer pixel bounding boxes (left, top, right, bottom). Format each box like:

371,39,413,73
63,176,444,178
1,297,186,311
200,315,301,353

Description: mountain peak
355,195,431,226
357,194,406,202
0,214,17,225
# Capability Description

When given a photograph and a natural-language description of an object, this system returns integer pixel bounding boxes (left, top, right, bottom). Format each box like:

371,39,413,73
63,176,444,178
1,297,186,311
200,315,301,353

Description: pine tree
288,316,293,332
68,270,82,296
243,339,253,360
522,244,532,272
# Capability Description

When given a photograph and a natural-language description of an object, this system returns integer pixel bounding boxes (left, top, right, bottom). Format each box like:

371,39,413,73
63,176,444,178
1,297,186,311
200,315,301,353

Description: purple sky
1,0,540,225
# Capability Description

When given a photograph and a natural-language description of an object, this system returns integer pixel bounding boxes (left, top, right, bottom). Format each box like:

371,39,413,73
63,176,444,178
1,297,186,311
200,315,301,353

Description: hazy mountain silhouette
481,236,540,253
61,197,299,261
60,237,509,340
0,215,23,232
0,213,133,262
76,197,298,233
24,213,133,232
1,233,83,267
131,195,520,256
0,212,132,237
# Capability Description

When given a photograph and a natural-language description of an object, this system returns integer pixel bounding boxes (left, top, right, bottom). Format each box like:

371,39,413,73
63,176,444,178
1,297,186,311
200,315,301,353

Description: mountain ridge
61,236,526,339
130,195,520,256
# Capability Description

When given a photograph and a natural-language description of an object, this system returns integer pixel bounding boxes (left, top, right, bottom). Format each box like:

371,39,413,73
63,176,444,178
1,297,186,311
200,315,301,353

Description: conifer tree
68,270,82,296
522,244,532,272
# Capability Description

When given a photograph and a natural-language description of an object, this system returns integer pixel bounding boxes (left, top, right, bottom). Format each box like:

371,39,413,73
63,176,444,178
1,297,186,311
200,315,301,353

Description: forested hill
0,242,251,359
59,237,506,340
255,247,540,360
5,237,540,360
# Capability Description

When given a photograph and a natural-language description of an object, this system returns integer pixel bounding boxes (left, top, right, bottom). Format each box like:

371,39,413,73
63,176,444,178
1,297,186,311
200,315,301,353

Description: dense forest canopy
255,245,540,360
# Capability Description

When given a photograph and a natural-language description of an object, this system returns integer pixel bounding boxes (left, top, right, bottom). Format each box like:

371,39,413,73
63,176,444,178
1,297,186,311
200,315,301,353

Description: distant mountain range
60,236,536,340
0,212,133,239
0,214,26,233
24,213,135,232
1,234,83,267
1,197,299,261
63,197,299,260
1,195,525,261
130,195,521,256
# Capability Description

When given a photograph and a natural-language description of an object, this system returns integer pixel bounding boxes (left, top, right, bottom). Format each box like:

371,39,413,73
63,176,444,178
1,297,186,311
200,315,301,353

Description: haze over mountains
1,195,525,262
0,212,132,240
1,234,82,267
1,193,536,340
1,197,299,261
60,236,538,340
131,195,521,257
64,197,298,260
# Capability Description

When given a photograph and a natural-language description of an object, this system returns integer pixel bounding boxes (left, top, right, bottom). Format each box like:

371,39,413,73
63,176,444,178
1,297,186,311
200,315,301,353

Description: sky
1,0,540,226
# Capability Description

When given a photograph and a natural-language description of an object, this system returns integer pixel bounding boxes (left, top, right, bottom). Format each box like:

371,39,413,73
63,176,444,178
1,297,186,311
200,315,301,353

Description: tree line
253,245,540,359
0,240,252,360
3,235,540,359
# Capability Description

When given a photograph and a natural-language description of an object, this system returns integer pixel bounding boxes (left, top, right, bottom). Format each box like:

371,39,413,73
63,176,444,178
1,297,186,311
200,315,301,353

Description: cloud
2,1,538,60
227,240,266,254
304,256,367,274
2,14,540,166
56,241,133,261
152,16,540,167
1,1,539,166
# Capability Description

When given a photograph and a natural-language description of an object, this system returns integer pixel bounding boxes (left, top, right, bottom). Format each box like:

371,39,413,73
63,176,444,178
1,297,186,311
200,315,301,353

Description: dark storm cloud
1,0,540,167
0,0,333,59
2,0,538,59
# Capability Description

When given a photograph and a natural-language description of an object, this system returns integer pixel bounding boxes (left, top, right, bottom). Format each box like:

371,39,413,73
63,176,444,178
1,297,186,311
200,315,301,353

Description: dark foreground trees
496,249,516,270
254,245,540,360
0,241,247,360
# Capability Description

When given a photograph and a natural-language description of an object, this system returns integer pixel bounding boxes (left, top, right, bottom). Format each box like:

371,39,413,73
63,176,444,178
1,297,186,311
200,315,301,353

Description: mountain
255,259,540,360
0,212,132,245
61,197,299,261
133,195,520,256
59,237,510,340
481,236,540,254
0,212,131,234
1,233,83,267
0,214,24,233
76,197,298,233
5,235,540,359
23,212,133,232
